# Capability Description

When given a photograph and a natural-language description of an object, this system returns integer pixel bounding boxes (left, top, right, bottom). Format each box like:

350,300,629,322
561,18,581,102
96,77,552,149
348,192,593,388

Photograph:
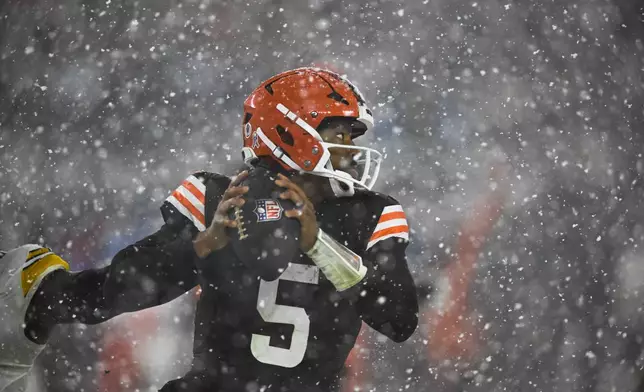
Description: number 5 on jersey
251,263,319,368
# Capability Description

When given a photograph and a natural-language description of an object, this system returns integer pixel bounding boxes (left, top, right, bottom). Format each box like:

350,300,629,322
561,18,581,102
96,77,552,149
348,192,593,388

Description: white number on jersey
250,263,319,368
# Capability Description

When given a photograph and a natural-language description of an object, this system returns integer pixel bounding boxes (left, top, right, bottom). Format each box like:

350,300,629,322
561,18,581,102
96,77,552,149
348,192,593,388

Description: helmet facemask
314,143,382,197
274,103,382,197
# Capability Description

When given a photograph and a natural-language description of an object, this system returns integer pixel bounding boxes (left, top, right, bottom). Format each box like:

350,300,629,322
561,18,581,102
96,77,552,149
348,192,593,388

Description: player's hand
193,170,249,258
275,173,319,252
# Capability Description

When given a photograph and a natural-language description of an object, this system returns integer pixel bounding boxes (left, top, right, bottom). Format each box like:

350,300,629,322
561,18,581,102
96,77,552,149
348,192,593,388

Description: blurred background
2,0,644,390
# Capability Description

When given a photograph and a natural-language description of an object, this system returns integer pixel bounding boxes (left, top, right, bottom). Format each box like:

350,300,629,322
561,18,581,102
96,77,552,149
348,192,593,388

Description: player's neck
255,157,290,176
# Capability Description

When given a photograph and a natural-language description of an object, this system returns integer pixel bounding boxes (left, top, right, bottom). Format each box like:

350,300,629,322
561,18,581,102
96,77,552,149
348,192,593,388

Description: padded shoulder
161,172,231,234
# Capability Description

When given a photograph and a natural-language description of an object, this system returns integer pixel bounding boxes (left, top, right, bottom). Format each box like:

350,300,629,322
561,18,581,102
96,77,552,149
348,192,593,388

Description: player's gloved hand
193,170,249,258
275,173,319,252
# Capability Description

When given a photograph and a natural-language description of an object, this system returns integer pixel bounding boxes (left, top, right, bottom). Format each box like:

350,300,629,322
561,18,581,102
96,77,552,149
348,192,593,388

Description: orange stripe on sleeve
172,190,206,226
378,211,406,223
182,180,206,204
369,225,409,242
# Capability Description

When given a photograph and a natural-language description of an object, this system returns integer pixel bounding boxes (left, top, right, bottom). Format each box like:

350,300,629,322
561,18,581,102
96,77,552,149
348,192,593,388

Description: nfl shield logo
254,199,283,222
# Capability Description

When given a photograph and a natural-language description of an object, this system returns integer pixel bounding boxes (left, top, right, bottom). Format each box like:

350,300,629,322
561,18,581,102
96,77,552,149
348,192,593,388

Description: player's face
319,121,360,179
290,120,360,203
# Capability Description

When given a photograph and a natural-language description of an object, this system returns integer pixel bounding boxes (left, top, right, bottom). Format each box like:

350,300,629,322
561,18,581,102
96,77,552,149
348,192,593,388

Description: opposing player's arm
354,203,418,343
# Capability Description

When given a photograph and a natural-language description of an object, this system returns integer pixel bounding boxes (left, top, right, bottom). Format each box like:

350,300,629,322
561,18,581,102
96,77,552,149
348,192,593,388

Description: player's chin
344,167,360,180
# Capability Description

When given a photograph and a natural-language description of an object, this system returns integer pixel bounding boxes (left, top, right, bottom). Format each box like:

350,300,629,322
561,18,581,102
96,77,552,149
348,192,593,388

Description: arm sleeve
100,223,201,316
354,238,419,343
95,171,234,315
30,224,200,328
25,173,226,341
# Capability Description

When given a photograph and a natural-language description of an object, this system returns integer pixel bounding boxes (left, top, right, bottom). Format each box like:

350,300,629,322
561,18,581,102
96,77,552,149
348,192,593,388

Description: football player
5,68,418,392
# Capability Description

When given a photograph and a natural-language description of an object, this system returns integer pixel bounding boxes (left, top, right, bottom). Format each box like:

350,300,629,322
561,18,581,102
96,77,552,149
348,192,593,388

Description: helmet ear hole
241,147,259,167
327,91,350,105
276,125,294,146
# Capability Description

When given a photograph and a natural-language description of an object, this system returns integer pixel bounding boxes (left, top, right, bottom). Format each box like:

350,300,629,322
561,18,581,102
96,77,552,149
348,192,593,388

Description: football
226,165,301,281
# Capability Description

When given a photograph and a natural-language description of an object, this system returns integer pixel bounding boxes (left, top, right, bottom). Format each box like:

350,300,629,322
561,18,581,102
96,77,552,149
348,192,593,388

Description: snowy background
2,0,644,390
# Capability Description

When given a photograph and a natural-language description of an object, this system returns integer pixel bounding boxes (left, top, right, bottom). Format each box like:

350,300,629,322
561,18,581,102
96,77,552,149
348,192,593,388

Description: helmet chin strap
319,159,364,197
328,170,356,197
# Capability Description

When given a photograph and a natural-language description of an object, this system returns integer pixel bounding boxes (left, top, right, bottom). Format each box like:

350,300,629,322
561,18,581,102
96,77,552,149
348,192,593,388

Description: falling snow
2,0,644,391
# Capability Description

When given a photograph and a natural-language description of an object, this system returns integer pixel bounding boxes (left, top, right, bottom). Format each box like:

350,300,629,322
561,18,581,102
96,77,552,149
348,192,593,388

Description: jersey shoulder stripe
161,172,233,233
366,204,409,250
164,174,208,231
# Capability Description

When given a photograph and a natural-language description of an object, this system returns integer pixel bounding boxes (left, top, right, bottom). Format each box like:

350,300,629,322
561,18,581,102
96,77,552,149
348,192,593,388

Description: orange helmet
241,68,382,196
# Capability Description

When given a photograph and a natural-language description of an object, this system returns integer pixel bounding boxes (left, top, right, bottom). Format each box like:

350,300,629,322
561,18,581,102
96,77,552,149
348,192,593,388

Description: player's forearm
101,232,200,314
356,280,418,343
24,266,111,344
355,247,419,342
193,227,229,258
25,228,200,343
